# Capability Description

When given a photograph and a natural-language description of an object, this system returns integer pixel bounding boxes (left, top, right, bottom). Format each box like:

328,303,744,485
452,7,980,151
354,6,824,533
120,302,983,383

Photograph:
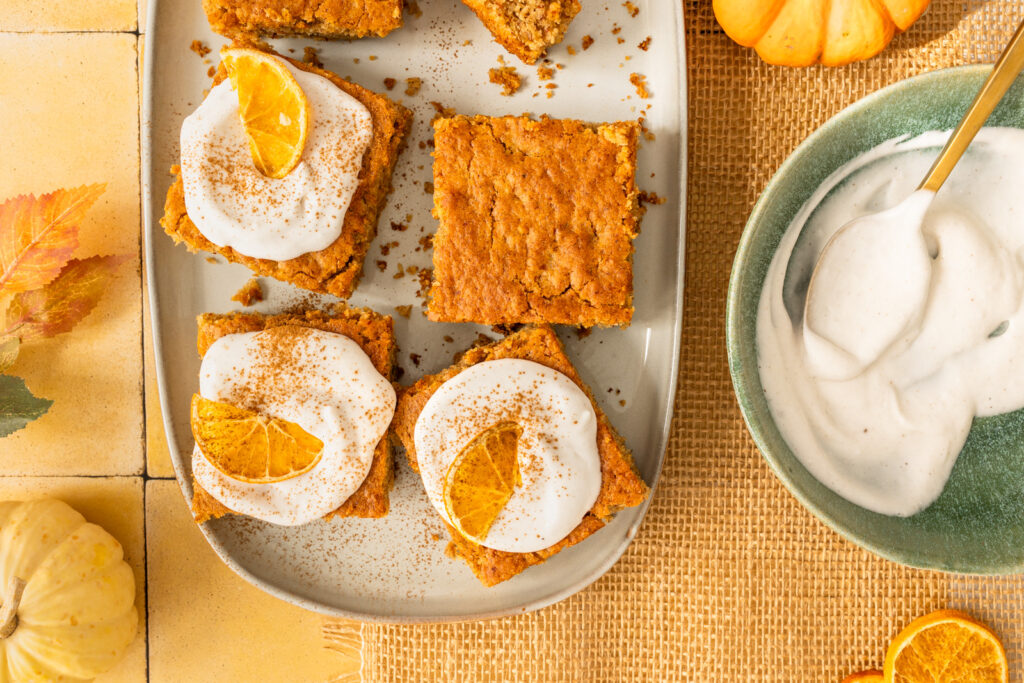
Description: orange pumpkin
713,0,932,67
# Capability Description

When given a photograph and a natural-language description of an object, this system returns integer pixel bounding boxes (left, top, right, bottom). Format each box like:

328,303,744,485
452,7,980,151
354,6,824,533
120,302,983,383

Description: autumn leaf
0,184,106,294
0,374,52,438
3,255,130,341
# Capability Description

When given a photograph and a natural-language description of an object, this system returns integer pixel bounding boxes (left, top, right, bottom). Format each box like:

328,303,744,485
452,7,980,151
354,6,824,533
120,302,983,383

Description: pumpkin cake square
161,46,412,298
427,114,642,327
461,0,581,64
393,324,649,586
190,305,398,525
203,0,404,40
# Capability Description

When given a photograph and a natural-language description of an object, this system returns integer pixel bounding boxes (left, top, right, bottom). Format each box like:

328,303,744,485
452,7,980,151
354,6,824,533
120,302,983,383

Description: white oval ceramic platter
142,0,686,622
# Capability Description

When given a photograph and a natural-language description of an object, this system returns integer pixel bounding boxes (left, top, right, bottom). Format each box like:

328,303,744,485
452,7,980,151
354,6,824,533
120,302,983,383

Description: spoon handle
919,19,1024,193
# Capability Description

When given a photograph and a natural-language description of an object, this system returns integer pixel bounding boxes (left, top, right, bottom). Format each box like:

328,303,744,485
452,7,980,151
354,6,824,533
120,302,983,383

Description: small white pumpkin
0,499,137,682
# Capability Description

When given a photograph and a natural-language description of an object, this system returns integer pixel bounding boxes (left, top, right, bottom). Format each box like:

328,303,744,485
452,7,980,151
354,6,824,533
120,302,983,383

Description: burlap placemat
326,1,1024,679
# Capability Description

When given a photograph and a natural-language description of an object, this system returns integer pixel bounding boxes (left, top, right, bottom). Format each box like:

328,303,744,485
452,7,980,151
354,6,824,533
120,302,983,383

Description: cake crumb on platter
489,66,522,96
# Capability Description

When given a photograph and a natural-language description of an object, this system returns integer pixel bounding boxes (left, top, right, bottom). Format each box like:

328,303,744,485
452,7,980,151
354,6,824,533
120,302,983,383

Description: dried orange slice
842,670,883,683
190,394,323,484
221,47,309,179
443,421,522,543
884,609,1008,683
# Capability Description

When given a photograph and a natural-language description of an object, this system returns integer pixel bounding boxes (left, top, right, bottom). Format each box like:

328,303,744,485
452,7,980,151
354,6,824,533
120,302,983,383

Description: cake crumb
404,77,422,96
488,66,522,96
376,260,388,272
205,256,219,265
353,58,360,64
623,1,639,16
575,326,592,339
429,101,457,121
639,190,666,206
302,46,323,68
384,77,397,90
638,36,652,51
418,234,434,251
395,305,412,318
582,35,594,50
230,278,264,306
369,55,378,61
619,399,627,407
393,262,406,279
629,73,650,99
443,335,454,343
410,353,422,366
567,45,577,55
424,181,434,194
617,37,626,45
190,40,210,58
612,24,622,34
416,269,432,300
537,65,554,81
407,0,422,17
391,221,408,232
207,65,216,78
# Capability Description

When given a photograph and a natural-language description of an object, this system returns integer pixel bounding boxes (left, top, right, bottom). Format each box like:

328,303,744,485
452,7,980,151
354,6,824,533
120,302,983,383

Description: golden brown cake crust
161,47,413,299
427,115,641,327
393,324,648,586
190,305,398,524
202,0,403,39
461,0,581,64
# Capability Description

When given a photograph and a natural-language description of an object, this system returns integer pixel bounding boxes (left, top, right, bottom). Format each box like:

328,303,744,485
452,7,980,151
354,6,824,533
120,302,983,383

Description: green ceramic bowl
726,65,1024,574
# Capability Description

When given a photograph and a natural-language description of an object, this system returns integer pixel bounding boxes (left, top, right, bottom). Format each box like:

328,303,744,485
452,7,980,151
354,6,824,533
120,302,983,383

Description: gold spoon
803,19,1024,375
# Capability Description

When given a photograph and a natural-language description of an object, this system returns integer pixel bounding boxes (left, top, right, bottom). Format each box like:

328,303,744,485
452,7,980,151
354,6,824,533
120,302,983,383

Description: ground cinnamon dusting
231,278,264,306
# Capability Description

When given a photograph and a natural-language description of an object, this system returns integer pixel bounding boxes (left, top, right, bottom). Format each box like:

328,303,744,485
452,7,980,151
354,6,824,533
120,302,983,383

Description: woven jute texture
328,1,1024,680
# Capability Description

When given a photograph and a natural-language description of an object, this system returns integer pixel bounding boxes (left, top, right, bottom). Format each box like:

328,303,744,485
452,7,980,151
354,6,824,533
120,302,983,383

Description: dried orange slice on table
190,394,323,483
884,609,1008,683
221,47,309,179
443,421,523,544
842,670,883,683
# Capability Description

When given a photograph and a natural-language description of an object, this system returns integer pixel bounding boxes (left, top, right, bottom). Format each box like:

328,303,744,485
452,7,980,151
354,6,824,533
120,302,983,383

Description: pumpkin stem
0,576,26,639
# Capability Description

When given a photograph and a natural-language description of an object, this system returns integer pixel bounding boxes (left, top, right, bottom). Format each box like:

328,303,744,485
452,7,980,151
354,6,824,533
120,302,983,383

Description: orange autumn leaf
4,255,129,341
0,184,106,294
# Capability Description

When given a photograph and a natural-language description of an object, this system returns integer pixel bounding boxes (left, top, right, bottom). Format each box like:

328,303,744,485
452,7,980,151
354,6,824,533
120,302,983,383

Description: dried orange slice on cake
221,47,310,179
443,421,523,543
190,394,323,484
883,609,1008,683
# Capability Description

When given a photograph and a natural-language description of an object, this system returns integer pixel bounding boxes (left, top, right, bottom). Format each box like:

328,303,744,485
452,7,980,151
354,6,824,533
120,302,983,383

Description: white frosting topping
192,326,395,526
179,58,372,261
757,128,1024,517
413,359,602,553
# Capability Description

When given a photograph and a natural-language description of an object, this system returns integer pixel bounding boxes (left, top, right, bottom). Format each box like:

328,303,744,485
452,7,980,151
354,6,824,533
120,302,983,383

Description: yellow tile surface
146,480,358,681
0,33,143,476
0,477,146,683
0,0,136,32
